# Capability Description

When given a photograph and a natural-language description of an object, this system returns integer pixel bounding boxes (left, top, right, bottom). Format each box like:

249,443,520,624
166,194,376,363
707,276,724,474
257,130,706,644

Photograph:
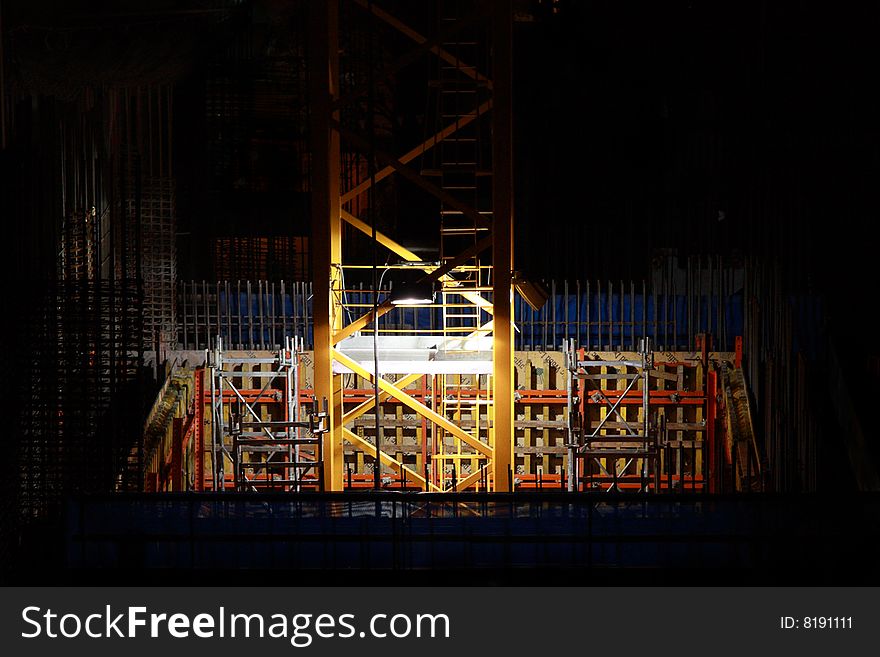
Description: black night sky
5,0,878,301
516,1,878,293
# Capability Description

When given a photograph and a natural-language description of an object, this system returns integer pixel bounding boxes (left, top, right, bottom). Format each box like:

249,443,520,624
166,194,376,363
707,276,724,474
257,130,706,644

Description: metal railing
176,276,746,352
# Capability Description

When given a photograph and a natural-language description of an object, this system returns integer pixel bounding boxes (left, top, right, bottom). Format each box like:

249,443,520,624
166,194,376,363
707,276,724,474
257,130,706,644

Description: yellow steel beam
450,467,485,492
333,348,493,458
352,0,492,90
335,122,490,230
343,373,423,424
342,318,494,425
340,100,492,205
341,209,420,260
333,298,394,346
340,209,493,313
309,0,345,491
342,427,442,492
491,0,515,491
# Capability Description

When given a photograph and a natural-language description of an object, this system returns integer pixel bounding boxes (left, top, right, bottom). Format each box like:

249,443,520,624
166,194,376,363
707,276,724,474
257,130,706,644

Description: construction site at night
2,0,879,586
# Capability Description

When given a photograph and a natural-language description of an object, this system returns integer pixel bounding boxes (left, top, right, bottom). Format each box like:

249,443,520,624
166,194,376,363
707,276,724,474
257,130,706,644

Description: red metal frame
193,368,205,491
187,388,710,405
707,369,718,493
188,356,736,493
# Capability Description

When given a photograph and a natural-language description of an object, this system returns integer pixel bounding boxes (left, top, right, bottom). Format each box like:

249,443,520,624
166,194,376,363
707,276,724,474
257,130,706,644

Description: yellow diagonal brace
342,319,493,424
342,427,442,492
334,210,493,346
451,467,486,492
352,0,492,89
333,348,493,458
343,373,423,424
333,298,394,346
341,209,420,261
341,99,492,204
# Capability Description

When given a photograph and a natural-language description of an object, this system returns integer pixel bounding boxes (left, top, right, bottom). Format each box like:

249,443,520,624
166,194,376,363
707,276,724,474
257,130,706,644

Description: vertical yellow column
491,0,514,491
309,0,344,491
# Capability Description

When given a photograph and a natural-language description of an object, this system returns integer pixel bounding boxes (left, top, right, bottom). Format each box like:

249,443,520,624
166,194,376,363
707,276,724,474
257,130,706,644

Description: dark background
515,0,875,296
1,0,879,583
5,0,878,292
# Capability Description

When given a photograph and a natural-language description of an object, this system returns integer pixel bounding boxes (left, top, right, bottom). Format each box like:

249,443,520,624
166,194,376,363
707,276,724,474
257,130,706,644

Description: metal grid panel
141,177,177,349
20,280,145,518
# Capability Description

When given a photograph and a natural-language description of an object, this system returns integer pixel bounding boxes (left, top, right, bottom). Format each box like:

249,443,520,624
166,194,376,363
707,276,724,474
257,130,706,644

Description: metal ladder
414,1,495,490
426,0,492,336
433,1,493,489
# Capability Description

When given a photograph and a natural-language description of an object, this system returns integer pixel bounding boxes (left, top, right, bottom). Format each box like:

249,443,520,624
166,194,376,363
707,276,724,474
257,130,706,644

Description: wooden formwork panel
575,351,733,491
163,350,733,490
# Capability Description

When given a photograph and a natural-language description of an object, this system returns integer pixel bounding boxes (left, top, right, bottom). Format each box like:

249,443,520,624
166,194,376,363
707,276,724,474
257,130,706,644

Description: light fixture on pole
382,262,437,306
390,279,435,305
368,260,437,490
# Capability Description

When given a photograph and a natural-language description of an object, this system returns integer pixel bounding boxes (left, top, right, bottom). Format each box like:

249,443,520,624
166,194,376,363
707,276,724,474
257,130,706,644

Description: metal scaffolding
207,336,327,492
566,339,655,492
563,336,740,493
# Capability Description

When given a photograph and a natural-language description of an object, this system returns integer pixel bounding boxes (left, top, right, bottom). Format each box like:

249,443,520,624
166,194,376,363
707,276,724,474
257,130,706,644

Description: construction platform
140,342,761,495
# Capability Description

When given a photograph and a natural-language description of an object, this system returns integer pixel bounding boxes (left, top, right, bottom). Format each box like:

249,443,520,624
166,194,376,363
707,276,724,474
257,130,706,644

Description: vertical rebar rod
619,279,624,351
607,280,612,351
630,281,635,351
586,280,591,350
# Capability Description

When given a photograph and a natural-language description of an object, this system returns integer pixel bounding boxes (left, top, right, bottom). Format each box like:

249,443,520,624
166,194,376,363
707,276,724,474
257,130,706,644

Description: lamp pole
372,267,394,491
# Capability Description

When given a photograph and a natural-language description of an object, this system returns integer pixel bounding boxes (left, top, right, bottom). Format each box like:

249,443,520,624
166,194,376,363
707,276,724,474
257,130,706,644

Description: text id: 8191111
780,617,852,629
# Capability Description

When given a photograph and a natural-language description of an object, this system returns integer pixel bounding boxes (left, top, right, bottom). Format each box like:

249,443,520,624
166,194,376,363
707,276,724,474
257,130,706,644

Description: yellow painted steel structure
308,0,345,491
308,1,515,491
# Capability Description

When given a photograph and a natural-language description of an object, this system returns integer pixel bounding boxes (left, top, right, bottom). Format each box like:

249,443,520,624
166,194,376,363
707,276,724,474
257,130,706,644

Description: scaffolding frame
566,339,657,492
208,336,327,492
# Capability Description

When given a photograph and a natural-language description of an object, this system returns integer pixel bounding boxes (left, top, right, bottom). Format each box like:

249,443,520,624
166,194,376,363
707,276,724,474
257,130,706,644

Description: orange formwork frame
569,345,726,493
185,374,727,493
